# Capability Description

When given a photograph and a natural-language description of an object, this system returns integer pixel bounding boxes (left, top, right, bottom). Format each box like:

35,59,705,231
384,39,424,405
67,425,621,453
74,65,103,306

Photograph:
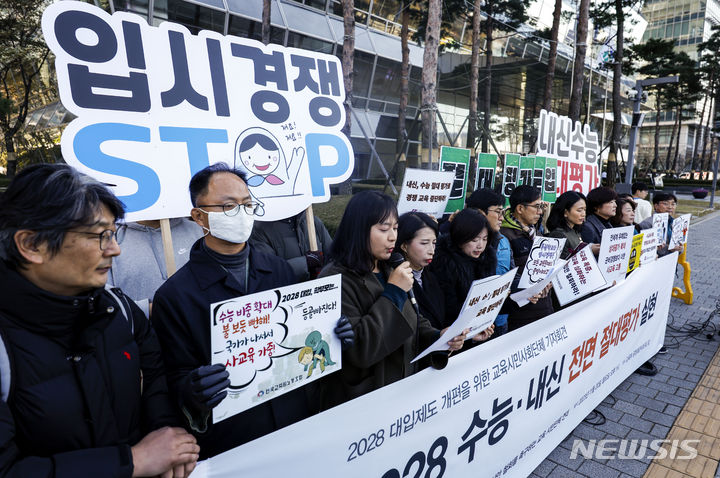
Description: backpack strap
105,286,135,335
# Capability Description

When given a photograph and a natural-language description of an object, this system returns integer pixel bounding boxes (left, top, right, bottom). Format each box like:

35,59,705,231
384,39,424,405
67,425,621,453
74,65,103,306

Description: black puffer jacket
0,261,175,478
429,235,497,327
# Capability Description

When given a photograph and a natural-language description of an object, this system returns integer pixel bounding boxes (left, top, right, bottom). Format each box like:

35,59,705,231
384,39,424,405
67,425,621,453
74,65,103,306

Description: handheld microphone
389,252,420,316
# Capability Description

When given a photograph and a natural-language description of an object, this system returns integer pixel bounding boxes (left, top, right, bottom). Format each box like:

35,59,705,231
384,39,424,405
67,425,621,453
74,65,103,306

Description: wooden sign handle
159,218,177,277
305,206,318,251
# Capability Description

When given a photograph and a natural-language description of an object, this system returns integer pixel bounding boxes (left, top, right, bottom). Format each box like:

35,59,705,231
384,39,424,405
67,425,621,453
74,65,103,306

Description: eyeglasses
523,203,544,211
658,201,677,208
197,202,259,216
71,224,127,251
486,207,504,215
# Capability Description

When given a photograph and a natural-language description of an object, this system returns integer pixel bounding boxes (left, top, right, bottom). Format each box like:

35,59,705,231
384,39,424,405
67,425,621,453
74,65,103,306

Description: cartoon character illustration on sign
297,330,335,377
234,127,305,203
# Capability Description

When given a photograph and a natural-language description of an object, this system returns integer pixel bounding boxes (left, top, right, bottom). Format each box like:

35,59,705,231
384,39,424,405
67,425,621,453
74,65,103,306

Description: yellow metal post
672,243,693,305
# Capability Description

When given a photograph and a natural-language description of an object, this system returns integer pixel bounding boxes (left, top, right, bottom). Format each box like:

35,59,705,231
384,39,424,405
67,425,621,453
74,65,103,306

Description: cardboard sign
640,229,658,266
42,2,354,222
413,268,517,362
396,168,455,218
440,146,471,214
518,237,566,289
474,153,498,190
596,226,634,283
668,214,691,250
536,109,600,197
552,247,607,306
627,233,644,273
209,275,342,423
652,213,669,245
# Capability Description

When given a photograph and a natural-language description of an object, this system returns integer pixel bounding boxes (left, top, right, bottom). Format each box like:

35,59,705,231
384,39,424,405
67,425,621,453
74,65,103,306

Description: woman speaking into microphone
316,191,466,411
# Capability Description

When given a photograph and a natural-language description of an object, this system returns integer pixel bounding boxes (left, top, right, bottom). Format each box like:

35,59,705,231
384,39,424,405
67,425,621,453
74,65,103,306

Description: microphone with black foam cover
389,252,420,317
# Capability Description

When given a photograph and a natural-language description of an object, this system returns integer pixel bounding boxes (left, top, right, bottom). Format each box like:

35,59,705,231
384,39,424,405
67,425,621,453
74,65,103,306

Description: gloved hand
181,364,230,415
305,250,324,279
334,315,355,350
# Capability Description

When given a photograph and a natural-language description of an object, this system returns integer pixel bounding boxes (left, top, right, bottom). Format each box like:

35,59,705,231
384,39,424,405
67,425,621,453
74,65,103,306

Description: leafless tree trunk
701,83,716,172
482,1,493,153
568,0,589,122
398,1,410,156
542,0,562,112
421,0,442,166
467,0,482,150
607,0,623,187
341,0,354,138
652,92,661,170
672,105,682,171
665,108,679,170
261,0,271,45
691,75,710,171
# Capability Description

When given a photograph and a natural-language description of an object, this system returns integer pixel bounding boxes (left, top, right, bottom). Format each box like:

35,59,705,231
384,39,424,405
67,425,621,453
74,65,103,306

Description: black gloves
334,315,355,350
182,364,230,415
305,250,324,279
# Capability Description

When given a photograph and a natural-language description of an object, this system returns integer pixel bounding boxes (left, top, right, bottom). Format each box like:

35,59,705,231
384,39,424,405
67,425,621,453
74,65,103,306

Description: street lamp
625,76,679,184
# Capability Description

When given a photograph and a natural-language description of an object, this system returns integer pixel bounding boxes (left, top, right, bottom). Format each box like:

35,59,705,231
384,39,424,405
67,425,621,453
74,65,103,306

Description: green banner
518,156,535,186
501,153,520,203
532,156,546,194
474,153,498,190
440,146,471,214
543,157,558,203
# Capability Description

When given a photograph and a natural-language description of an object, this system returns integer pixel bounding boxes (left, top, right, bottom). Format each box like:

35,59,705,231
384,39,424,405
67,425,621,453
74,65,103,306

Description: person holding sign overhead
151,163,322,459
315,191,466,411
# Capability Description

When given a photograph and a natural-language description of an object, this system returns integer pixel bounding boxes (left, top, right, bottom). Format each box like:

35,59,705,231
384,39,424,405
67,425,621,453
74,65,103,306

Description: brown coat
315,261,440,411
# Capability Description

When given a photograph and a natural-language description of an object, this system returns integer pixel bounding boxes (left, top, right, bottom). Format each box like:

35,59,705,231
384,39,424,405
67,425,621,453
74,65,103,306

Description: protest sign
518,237,566,289
536,109,600,196
194,254,676,478
511,260,567,307
652,213,669,245
413,268,517,362
396,168,455,218
440,147,471,214
552,247,607,306
668,214,691,250
532,156,545,192
518,155,534,187
210,275,342,423
42,2,354,222
501,154,520,200
627,233,644,273
640,229,658,266
474,153,498,190
542,157,558,203
596,226,634,283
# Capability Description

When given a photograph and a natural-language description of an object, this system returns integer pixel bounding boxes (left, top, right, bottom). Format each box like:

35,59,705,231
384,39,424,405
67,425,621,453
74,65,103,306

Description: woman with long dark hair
547,191,587,259
430,209,497,329
317,191,465,410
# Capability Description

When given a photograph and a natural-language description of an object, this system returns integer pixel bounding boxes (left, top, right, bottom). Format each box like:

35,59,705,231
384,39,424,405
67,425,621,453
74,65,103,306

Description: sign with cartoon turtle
209,275,343,423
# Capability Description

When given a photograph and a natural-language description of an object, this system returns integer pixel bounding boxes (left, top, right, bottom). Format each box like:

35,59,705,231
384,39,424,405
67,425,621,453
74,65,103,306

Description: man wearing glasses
638,192,682,256
151,163,310,459
0,164,199,477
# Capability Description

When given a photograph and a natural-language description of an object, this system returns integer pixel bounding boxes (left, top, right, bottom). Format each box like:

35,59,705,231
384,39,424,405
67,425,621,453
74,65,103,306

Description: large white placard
639,229,658,266
552,247,607,306
210,275,342,423
396,168,455,218
511,260,567,307
518,237,566,289
413,269,517,362
42,2,354,222
652,213,669,245
596,226,634,283
195,254,677,478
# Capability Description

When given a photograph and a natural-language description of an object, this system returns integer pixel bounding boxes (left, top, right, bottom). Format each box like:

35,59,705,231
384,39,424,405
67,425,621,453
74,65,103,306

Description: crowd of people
0,163,681,476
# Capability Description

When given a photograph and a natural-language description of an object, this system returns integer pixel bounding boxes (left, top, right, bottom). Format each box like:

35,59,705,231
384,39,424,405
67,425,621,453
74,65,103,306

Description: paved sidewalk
530,211,720,478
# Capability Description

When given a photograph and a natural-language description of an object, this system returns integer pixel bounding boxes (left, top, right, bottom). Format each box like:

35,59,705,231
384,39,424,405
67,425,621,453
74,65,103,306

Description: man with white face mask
152,163,310,459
